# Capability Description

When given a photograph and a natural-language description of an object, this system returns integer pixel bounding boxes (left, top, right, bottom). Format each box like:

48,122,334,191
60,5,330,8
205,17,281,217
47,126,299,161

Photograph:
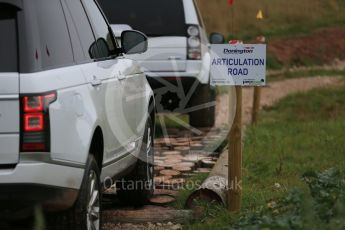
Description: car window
82,0,116,59
63,0,97,62
98,0,186,37
0,4,18,72
23,0,74,71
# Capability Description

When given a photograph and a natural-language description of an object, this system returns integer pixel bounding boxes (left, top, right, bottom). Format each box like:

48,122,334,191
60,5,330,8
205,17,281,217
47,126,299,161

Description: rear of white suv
0,0,155,228
98,0,225,127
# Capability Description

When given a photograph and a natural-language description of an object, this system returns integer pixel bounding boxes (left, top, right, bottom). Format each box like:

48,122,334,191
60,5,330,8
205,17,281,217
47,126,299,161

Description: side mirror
121,30,148,55
210,33,225,44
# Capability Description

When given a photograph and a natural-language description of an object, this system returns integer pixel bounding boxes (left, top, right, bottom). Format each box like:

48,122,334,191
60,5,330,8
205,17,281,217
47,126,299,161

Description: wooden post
252,35,265,125
228,86,242,212
251,87,261,124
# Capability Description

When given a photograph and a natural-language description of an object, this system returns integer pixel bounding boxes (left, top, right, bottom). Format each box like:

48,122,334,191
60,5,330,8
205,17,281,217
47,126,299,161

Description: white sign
210,44,266,86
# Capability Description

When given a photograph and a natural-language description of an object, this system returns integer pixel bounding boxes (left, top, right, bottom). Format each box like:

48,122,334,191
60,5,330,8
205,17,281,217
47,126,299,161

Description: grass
268,69,345,82
243,79,345,208
184,80,345,229
197,0,345,41
155,114,189,137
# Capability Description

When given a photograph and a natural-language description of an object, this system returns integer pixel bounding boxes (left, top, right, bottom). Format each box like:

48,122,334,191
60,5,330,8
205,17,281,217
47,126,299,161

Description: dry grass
197,0,345,40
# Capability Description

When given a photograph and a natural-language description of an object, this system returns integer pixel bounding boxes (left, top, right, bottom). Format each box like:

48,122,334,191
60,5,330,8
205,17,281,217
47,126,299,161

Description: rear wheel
189,83,216,128
49,155,101,230
117,116,154,206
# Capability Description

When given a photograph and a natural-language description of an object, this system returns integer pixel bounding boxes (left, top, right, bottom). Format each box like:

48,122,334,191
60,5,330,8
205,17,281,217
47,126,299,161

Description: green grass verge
185,80,345,229
268,69,345,82
155,114,189,138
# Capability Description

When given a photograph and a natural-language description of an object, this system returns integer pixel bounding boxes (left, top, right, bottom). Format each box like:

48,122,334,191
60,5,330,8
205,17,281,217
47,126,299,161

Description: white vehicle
0,0,155,228
98,0,225,127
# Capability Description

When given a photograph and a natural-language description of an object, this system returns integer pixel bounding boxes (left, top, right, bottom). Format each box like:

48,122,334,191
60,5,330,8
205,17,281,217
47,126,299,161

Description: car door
80,0,140,165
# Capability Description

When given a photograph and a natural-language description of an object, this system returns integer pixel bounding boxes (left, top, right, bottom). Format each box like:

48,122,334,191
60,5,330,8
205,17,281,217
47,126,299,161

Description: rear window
24,0,74,71
98,0,186,37
0,4,18,72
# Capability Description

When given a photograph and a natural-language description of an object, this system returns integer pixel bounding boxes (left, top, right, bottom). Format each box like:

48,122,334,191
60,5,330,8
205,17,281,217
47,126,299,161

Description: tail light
20,92,57,152
187,25,201,60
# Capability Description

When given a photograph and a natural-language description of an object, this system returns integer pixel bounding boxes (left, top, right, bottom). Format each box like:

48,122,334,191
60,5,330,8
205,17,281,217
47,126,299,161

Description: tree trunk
185,149,228,209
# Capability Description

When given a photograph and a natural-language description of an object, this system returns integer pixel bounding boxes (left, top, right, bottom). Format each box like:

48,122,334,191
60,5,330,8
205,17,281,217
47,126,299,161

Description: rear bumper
0,184,78,212
0,162,84,210
143,60,210,84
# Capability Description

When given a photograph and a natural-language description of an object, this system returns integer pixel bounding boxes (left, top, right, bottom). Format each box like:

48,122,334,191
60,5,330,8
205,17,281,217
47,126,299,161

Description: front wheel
117,116,154,206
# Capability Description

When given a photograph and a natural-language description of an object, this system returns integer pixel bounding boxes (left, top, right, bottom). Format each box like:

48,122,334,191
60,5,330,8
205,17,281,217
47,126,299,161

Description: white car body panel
0,73,20,164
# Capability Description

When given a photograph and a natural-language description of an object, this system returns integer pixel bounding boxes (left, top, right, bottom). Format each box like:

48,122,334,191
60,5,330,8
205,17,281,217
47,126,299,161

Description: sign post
211,43,266,212
228,85,242,211
252,10,265,124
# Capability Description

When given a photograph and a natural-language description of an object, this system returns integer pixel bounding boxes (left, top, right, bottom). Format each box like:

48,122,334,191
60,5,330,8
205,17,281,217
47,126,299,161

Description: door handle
91,76,102,87
168,56,182,60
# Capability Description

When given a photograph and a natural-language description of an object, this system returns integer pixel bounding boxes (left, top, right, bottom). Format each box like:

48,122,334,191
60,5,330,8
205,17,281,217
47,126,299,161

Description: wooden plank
228,86,242,211
103,206,193,224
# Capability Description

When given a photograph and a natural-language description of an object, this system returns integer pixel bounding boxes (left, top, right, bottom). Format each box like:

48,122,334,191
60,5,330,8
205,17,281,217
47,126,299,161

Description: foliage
228,169,345,230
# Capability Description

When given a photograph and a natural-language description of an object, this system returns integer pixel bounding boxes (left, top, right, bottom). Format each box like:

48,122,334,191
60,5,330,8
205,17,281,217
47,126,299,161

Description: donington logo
223,48,254,55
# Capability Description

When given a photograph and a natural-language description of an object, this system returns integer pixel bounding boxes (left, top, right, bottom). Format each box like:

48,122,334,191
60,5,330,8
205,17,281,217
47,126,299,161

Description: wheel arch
148,96,156,129
89,126,104,171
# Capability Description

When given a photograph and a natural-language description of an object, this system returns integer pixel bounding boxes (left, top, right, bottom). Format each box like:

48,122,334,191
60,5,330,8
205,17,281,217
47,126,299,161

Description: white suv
98,0,225,127
0,0,155,228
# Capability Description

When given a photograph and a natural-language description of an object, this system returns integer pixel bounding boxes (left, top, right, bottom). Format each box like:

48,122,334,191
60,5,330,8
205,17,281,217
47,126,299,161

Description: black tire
117,116,154,206
189,83,216,128
48,155,101,230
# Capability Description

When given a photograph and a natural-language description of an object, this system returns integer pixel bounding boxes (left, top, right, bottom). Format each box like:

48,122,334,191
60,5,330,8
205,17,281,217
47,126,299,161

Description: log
185,150,228,209
183,154,207,163
172,166,192,173
174,146,190,154
160,170,181,177
165,155,184,160
150,194,176,205
155,156,167,161
103,206,194,224
175,138,189,142
201,159,216,168
154,166,165,173
164,159,182,165
154,175,172,185
179,162,196,169
154,160,164,166
162,151,182,156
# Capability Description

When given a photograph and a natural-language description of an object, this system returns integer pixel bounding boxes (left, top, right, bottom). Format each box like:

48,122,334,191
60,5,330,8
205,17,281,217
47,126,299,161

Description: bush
228,169,345,230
